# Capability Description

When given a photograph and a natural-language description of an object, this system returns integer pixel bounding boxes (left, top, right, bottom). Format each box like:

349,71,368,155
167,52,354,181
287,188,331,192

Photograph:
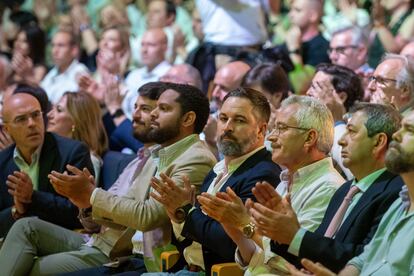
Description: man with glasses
368,53,414,115
198,95,344,275
329,26,372,77
0,86,93,237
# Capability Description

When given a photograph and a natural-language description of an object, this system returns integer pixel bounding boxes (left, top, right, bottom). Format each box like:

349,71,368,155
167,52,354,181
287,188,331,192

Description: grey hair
332,26,368,46
347,102,401,145
281,95,334,154
382,53,414,98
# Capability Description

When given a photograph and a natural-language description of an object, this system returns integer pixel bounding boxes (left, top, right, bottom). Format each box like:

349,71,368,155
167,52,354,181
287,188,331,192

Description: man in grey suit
0,82,217,275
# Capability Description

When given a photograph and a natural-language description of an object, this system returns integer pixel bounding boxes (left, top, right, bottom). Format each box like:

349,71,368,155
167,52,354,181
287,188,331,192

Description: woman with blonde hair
47,91,108,181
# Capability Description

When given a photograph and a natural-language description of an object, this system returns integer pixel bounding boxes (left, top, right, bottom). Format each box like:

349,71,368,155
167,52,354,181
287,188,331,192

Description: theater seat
160,251,243,276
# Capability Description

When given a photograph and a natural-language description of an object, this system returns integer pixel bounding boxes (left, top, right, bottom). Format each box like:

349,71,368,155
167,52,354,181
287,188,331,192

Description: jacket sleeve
91,150,216,232
181,164,280,261
28,142,93,229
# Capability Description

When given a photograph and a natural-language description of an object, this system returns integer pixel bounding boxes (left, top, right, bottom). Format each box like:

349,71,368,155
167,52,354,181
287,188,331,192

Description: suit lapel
38,133,58,192
335,170,395,240
219,148,271,192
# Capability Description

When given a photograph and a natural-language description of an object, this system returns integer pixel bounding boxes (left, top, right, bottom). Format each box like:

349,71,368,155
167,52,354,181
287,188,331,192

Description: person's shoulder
0,143,15,161
181,139,217,164
48,132,87,152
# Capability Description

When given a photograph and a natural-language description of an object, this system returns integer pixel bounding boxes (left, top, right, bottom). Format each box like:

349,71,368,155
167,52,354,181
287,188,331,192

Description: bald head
3,93,45,157
211,61,251,106
160,64,203,90
401,42,414,59
141,28,168,70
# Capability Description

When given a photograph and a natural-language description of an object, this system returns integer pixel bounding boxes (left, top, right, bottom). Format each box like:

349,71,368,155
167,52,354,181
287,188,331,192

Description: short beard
217,139,243,156
217,131,258,157
385,141,414,174
148,118,181,144
133,129,152,143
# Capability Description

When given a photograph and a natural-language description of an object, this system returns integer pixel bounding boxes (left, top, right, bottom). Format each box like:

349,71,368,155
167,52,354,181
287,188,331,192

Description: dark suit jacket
271,170,404,272
0,132,94,236
176,148,281,275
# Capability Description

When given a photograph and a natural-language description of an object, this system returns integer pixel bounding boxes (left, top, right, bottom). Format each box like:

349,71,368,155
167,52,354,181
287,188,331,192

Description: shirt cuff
287,228,307,256
347,256,364,272
90,187,99,205
235,243,264,269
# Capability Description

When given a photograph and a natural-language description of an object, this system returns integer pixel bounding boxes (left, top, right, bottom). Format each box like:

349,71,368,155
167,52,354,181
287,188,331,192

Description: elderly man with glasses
0,86,93,237
198,96,344,275
368,53,414,116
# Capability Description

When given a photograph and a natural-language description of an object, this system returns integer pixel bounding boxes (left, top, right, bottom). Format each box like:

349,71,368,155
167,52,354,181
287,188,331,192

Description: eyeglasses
5,110,43,126
327,45,359,55
270,122,310,136
368,76,397,87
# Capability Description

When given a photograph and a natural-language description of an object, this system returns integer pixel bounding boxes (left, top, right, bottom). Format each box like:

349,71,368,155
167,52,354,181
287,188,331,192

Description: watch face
243,224,254,238
174,208,186,222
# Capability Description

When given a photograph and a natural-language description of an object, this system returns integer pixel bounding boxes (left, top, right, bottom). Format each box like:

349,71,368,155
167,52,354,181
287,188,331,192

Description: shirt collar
351,167,386,193
152,134,199,170
145,60,171,76
13,143,43,166
213,146,265,176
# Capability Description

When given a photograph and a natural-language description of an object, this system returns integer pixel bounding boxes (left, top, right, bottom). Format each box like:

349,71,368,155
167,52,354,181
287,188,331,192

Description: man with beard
0,82,217,275
287,110,414,275
147,88,281,275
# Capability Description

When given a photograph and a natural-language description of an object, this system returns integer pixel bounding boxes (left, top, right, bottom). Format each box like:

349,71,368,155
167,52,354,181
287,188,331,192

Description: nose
338,132,347,147
267,128,278,141
150,107,159,119
367,77,376,92
47,109,54,120
391,128,402,143
212,86,221,99
329,51,338,62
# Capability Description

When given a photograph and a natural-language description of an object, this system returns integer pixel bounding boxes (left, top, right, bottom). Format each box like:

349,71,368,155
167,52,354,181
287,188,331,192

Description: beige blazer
89,138,216,264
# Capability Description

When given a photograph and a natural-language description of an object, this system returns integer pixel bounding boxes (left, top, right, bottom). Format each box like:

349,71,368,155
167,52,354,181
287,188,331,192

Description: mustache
133,119,146,125
219,131,237,141
388,141,401,151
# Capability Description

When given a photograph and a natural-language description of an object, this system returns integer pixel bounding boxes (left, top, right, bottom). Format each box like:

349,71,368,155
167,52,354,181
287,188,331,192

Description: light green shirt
238,157,344,275
289,168,387,256
13,145,42,191
348,197,414,275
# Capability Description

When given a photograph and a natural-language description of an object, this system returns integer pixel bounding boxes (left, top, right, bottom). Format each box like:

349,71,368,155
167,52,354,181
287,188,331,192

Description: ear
304,129,318,150
372,132,388,158
258,122,268,137
337,91,348,104
181,111,196,128
400,85,411,102
71,45,79,58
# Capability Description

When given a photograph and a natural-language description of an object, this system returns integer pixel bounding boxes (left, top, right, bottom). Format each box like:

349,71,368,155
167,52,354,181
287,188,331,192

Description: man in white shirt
123,28,171,119
40,30,89,104
199,95,344,275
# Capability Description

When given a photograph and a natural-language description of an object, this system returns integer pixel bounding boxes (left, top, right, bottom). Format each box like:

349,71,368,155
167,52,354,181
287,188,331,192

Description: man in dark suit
150,88,281,275
251,103,404,273
0,87,93,236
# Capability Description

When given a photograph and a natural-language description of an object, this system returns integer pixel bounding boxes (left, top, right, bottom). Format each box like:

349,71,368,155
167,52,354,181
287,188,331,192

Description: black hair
243,62,289,100
316,63,363,111
138,81,167,100
19,24,46,65
161,82,209,134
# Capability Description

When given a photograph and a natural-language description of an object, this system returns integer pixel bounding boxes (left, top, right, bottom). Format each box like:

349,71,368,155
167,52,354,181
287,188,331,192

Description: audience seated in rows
0,82,216,275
